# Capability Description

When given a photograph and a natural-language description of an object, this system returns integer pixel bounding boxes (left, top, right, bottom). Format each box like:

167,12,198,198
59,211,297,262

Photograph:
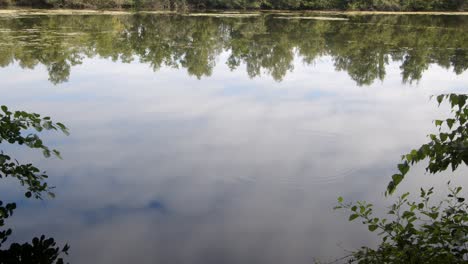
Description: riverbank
0,8,468,16
0,0,467,13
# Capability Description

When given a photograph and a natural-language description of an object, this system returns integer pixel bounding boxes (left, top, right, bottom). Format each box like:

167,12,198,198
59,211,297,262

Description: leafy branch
335,93,468,263
0,105,70,264
0,105,69,199
387,94,468,194
336,183,468,263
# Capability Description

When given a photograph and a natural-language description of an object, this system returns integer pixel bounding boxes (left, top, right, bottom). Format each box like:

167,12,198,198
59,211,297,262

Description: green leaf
337,196,343,203
368,225,378,232
436,95,444,105
392,174,404,186
52,150,62,159
398,163,409,175
450,94,459,108
349,214,359,221
387,181,396,195
43,149,51,158
458,95,466,108
446,119,455,129
401,192,410,200
440,133,448,142
429,212,439,219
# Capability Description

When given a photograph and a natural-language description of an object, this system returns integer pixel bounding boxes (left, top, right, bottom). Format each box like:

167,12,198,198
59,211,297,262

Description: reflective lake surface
0,12,467,263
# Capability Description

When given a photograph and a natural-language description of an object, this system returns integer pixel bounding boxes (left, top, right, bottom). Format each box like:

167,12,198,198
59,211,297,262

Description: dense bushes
1,0,467,10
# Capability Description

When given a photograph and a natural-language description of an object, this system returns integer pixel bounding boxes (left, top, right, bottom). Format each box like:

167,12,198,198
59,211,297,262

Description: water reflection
0,12,467,264
0,14,466,85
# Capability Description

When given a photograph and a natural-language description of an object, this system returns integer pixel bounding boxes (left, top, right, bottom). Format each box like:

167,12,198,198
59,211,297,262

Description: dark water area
0,12,467,263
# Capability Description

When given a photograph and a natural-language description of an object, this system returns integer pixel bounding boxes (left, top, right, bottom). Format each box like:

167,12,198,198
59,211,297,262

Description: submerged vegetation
0,0,467,10
336,94,468,263
0,14,466,85
0,106,69,263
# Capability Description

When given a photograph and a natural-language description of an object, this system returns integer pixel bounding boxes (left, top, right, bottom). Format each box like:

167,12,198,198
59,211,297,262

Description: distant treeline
0,0,466,10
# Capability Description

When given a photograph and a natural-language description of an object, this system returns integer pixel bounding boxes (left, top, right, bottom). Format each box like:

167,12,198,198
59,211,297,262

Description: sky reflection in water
0,13,467,264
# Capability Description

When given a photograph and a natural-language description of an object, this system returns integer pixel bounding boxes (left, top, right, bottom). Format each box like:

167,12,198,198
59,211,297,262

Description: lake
0,11,467,263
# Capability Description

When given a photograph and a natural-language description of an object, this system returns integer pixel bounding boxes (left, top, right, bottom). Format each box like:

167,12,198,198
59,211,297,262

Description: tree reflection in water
0,14,466,85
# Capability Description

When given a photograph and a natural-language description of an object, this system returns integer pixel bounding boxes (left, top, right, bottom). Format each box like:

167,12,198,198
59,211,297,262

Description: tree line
0,14,466,85
0,0,466,10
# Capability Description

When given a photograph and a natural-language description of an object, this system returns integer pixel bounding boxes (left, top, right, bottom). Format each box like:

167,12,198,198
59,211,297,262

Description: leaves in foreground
0,236,69,264
336,183,468,264
387,94,468,194
334,93,468,263
0,105,70,263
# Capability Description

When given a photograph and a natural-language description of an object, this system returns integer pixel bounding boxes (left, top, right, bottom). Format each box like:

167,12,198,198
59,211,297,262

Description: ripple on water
221,127,355,189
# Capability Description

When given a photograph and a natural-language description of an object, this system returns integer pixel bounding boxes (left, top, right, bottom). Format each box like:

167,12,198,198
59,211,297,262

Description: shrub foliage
336,93,468,264
0,106,69,264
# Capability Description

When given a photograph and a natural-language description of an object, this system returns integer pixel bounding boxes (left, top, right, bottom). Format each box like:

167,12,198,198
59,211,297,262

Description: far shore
0,8,468,16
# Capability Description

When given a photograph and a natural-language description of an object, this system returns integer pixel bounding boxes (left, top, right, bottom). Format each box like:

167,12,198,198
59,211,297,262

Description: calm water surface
0,12,467,263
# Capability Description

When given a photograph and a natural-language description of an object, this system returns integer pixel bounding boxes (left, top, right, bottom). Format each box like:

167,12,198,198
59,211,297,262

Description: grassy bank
0,0,466,11
1,8,468,15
